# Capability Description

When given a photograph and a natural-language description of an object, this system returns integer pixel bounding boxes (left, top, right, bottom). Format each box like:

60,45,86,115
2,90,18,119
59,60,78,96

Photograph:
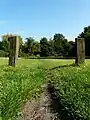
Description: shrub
0,50,8,57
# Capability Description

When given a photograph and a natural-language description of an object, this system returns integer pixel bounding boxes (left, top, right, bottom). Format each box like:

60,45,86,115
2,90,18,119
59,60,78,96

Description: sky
0,0,90,41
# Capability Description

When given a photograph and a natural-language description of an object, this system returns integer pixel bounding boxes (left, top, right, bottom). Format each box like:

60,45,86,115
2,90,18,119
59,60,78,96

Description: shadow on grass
46,82,74,120
46,82,84,120
49,63,77,71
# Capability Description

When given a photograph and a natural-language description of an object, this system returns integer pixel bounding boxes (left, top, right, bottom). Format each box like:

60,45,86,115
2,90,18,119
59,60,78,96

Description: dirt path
18,82,74,120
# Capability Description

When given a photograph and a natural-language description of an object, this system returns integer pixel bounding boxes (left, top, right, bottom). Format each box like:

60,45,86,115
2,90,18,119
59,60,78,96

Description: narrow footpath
19,81,74,120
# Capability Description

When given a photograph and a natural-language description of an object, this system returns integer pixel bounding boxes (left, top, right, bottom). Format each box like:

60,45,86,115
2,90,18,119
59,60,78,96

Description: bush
0,50,8,57
19,52,30,57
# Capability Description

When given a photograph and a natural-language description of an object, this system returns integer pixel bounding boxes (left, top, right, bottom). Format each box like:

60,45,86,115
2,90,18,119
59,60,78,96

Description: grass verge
0,59,46,120
47,61,90,119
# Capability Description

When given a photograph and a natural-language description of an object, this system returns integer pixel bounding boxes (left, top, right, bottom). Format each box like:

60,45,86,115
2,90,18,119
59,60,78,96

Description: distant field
0,58,90,120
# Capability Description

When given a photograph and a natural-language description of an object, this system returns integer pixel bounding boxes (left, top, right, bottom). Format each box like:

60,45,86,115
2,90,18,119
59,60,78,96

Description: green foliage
40,37,49,57
68,41,75,57
32,41,40,55
0,50,8,57
1,33,76,58
39,33,75,57
48,38,55,56
53,33,67,56
1,39,9,52
79,25,90,56
25,37,35,54
18,36,23,54
1,25,90,58
22,37,40,56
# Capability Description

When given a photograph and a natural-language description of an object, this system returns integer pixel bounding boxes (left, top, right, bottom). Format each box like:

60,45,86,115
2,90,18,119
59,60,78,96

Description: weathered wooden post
75,38,85,65
8,35,19,66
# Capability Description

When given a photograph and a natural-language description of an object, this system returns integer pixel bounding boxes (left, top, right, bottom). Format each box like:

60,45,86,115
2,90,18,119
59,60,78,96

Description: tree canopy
78,26,90,56
1,25,90,58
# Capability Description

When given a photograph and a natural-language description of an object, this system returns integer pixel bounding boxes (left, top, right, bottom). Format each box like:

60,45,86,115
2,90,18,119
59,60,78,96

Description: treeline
0,25,90,58
1,34,75,57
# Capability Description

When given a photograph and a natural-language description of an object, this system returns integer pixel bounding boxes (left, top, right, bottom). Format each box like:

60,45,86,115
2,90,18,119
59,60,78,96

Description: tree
25,37,35,54
21,43,28,54
22,37,40,56
68,41,75,57
18,36,23,54
78,26,90,56
40,37,49,57
2,36,9,52
48,38,55,56
32,41,40,55
1,34,23,54
53,33,67,56
0,41,3,50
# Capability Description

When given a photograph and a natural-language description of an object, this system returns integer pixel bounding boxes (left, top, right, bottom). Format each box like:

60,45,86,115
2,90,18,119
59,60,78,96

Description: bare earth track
19,82,74,120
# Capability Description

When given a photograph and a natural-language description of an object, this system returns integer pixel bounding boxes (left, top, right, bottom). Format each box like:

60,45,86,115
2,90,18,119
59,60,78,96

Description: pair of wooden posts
8,35,19,67
8,35,85,67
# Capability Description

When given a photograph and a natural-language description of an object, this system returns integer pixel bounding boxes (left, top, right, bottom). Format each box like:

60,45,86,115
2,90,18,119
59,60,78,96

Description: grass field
0,58,90,120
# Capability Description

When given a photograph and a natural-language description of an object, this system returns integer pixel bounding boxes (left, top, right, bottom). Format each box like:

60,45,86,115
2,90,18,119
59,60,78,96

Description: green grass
0,59,46,120
0,58,90,120
47,60,90,119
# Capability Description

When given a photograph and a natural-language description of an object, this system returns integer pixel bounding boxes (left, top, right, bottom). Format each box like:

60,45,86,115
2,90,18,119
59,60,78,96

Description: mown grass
1,58,90,120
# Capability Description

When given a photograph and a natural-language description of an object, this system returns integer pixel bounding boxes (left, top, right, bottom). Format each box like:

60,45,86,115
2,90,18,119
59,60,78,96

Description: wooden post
8,35,19,66
75,38,85,65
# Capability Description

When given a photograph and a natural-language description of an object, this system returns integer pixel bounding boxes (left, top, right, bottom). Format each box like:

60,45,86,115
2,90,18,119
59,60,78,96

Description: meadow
0,58,90,120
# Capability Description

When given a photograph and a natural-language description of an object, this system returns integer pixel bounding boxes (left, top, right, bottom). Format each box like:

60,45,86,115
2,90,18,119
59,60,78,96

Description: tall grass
0,59,46,120
1,58,90,120
47,60,90,119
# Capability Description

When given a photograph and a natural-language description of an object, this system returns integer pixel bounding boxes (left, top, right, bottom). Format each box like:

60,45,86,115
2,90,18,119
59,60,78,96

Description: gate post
75,38,85,65
8,35,19,67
